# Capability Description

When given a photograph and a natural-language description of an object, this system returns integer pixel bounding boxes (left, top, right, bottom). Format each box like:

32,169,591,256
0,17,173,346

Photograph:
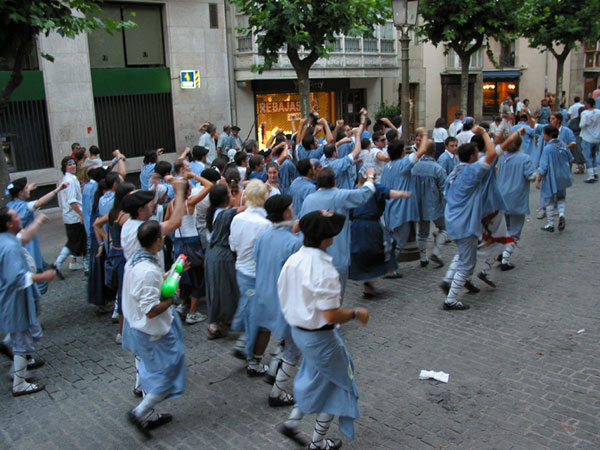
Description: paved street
1,175,599,450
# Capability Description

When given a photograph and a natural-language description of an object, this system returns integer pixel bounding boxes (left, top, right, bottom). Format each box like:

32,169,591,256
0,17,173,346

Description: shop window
482,80,517,116
88,3,165,68
255,92,335,149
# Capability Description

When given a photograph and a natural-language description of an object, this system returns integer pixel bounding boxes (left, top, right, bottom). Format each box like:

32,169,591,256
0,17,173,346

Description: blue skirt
291,327,360,440
105,248,126,314
349,218,397,281
122,310,186,398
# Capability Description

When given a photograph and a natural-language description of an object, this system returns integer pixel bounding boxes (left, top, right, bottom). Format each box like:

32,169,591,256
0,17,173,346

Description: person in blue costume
509,109,538,159
245,154,267,182
248,195,303,407
322,124,364,190
82,166,107,271
187,146,208,188
437,136,459,178
411,140,448,268
496,133,536,270
349,177,410,298
295,116,334,161
154,161,175,201
300,165,376,301
0,207,58,396
277,209,370,450
290,159,317,218
94,183,136,345
229,180,271,375
380,128,428,259
140,148,164,191
440,126,521,310
6,177,68,271
536,125,574,232
122,221,185,438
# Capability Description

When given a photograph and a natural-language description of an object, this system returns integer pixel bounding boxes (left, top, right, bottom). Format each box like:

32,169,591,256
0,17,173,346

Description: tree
417,0,521,113
0,1,134,204
519,0,600,107
231,0,390,117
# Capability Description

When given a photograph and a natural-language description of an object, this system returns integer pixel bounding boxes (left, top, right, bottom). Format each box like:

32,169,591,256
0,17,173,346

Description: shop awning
483,70,521,79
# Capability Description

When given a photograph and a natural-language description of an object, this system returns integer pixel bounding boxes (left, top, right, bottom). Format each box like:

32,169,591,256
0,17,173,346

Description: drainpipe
224,1,238,124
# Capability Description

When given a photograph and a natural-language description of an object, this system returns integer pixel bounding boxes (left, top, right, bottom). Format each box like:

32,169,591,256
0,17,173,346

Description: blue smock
380,153,419,230
496,151,535,215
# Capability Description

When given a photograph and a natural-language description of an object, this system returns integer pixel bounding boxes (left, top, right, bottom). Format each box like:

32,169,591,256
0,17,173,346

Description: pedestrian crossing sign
180,70,200,89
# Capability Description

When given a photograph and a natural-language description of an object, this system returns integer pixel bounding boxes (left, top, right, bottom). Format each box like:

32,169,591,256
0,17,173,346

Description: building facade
0,0,590,192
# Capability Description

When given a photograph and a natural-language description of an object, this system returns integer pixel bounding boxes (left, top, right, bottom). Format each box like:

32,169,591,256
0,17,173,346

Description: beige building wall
35,32,98,185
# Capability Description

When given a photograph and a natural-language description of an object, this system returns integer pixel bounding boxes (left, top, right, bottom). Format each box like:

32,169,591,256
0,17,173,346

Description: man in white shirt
228,180,272,374
122,221,185,438
277,209,369,450
580,97,600,182
456,117,476,147
198,123,217,163
567,96,585,121
53,156,86,273
448,110,464,137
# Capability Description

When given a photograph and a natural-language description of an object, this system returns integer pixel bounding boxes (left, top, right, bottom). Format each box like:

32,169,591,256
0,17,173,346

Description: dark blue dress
349,185,397,280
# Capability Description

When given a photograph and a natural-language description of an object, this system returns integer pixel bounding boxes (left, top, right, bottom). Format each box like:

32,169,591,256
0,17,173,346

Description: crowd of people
1,93,599,448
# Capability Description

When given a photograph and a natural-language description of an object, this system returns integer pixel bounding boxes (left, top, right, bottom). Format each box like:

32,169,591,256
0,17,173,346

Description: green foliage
519,0,600,59
417,0,522,57
230,0,391,73
374,102,402,121
0,0,135,66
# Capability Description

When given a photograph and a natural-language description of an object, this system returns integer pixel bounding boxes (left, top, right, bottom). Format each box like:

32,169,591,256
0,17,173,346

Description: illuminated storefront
255,91,336,149
482,70,520,117
251,79,359,149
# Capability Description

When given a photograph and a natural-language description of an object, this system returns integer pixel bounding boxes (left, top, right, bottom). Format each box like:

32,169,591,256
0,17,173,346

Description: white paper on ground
419,369,449,383
577,329,585,334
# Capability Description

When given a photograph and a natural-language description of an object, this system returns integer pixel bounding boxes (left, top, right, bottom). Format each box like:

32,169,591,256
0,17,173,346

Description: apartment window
446,47,483,69
500,40,515,67
380,23,395,53
209,4,218,29
88,3,165,68
584,41,600,68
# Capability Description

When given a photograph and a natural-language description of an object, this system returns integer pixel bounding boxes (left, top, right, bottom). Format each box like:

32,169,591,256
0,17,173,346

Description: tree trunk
554,53,569,111
297,66,311,118
459,53,470,114
287,48,319,119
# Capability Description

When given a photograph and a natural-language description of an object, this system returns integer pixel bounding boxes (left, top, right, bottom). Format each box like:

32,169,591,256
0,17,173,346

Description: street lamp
391,0,419,147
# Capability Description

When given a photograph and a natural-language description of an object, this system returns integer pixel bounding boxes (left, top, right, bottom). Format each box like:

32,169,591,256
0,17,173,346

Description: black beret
264,194,292,222
8,177,27,197
121,190,155,214
201,168,220,182
299,210,345,241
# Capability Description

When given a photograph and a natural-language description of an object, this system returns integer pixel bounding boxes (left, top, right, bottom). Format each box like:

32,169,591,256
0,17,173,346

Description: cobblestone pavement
1,175,599,450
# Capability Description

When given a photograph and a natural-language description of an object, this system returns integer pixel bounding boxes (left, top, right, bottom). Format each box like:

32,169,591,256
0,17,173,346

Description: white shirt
278,246,341,329
237,166,247,179
568,102,584,119
448,120,463,137
368,146,389,180
121,218,165,271
229,207,271,277
489,122,503,136
122,259,173,337
580,109,600,143
432,127,448,143
59,172,81,224
199,132,217,163
456,130,475,147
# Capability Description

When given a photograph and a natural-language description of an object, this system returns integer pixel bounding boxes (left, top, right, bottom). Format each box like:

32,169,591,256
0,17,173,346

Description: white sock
546,204,555,227
12,355,31,391
433,231,447,257
132,393,167,420
284,406,304,429
271,359,298,398
588,168,595,179
502,242,516,264
446,272,467,304
134,356,141,391
54,246,71,268
248,354,263,370
311,413,334,448
479,255,495,276
443,254,459,283
417,235,428,262
557,200,566,217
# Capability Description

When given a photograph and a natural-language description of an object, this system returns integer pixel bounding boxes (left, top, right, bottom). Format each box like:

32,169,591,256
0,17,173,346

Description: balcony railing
236,35,396,55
